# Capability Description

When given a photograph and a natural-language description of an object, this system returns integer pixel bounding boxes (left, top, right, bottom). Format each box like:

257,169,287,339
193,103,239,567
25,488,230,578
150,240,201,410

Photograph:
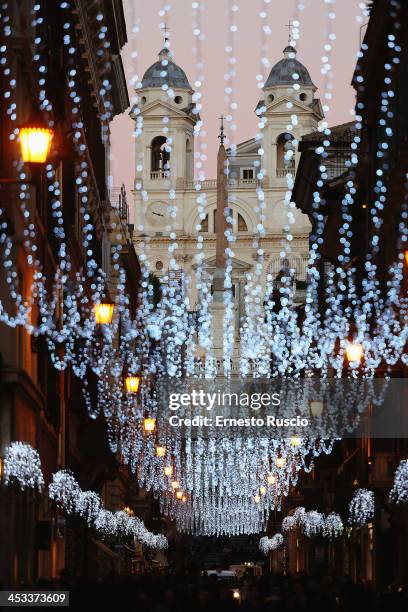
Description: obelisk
212,116,229,350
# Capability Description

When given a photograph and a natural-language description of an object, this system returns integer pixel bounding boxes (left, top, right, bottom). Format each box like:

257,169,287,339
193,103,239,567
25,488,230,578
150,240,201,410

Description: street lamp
267,474,276,485
275,456,286,468
125,375,141,393
346,342,363,364
19,116,54,164
143,418,156,433
176,491,183,500
156,446,166,458
171,480,180,490
1,116,54,186
310,400,324,417
94,302,114,325
164,465,173,476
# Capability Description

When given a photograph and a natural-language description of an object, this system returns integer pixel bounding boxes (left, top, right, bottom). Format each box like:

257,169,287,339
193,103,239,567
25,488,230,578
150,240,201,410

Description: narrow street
1,0,408,607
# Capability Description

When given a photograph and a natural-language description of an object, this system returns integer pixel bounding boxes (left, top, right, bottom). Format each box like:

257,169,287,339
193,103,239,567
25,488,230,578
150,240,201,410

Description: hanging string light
389,459,408,504
6,452,170,550
348,488,375,527
259,533,284,554
3,442,44,491
2,1,408,540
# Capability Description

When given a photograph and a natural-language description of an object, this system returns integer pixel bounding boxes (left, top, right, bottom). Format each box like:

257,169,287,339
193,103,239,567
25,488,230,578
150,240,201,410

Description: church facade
130,43,323,312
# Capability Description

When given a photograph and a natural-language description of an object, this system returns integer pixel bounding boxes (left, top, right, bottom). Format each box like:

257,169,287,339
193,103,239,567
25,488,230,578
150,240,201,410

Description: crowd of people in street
22,569,408,611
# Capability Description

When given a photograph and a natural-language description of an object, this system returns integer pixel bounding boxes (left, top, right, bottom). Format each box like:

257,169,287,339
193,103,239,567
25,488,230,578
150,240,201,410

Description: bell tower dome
260,45,323,184
130,42,197,191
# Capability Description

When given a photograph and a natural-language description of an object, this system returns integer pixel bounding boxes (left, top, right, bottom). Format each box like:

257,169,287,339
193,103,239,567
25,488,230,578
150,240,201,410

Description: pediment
137,99,192,119
202,255,252,271
266,96,322,118
230,138,260,156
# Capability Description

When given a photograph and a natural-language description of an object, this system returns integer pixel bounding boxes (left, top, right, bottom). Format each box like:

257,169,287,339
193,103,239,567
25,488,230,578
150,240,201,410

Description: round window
299,93,307,101
268,94,275,103
141,96,147,105
174,95,183,104
156,261,164,271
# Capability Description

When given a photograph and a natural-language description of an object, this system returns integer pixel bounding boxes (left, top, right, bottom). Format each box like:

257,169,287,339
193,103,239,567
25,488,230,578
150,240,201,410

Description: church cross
285,20,293,44
218,114,225,146
162,24,170,42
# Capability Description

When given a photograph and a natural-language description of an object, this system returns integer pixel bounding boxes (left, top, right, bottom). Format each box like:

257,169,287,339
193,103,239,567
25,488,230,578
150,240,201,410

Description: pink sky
110,0,364,193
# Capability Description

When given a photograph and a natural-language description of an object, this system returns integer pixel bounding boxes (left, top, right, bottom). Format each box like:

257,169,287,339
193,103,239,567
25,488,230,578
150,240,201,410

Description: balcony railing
276,167,296,178
183,178,259,190
150,170,170,180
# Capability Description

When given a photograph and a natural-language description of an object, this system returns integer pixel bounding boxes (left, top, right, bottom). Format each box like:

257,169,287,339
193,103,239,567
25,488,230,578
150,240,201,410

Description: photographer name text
168,415,310,428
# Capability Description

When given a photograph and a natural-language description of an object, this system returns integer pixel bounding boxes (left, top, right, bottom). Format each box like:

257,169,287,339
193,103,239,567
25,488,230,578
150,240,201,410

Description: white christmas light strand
389,459,408,505
280,506,343,539
3,442,45,491
323,511,344,538
2,443,167,550
348,488,374,527
190,0,216,377
259,533,284,554
2,1,408,540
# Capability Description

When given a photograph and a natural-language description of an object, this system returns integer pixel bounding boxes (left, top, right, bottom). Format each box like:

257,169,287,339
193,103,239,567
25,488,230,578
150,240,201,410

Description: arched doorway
151,136,170,179
276,132,295,177
186,138,193,180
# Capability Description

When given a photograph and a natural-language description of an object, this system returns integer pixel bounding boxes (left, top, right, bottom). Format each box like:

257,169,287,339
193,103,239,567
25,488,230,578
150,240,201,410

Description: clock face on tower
146,201,168,227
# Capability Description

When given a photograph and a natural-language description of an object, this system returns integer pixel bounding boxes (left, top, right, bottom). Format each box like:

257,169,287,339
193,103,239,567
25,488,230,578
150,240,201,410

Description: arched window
186,138,193,180
276,132,295,177
151,136,170,179
237,213,248,232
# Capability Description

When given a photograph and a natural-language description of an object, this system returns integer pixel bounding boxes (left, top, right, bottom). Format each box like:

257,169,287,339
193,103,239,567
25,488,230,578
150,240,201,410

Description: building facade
131,43,323,322
0,0,146,587
288,0,408,589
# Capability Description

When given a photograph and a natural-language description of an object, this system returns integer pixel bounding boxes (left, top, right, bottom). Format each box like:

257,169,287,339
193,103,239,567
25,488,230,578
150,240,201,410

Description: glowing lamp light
260,486,267,495
275,457,286,468
310,401,324,417
94,303,114,325
404,250,408,266
143,418,156,433
254,495,261,503
182,496,187,503
164,466,173,476
176,491,183,500
267,474,276,485
171,480,180,490
125,376,141,393
346,342,363,364
20,119,54,163
156,446,166,458
290,436,301,447
233,590,240,601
